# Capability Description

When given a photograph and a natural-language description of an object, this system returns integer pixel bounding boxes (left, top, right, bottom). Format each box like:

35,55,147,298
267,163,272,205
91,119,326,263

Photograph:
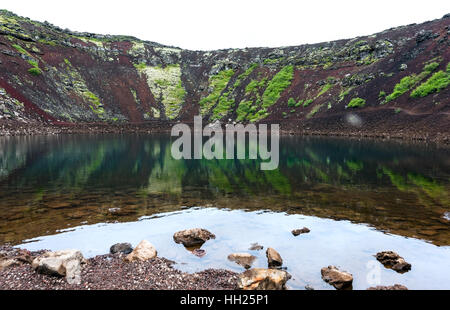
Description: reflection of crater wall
0,135,449,245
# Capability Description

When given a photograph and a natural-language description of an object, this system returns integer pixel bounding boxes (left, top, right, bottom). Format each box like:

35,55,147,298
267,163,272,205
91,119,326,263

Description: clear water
0,134,449,289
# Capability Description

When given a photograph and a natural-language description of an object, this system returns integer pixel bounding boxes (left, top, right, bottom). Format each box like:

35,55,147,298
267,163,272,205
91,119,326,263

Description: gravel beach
0,246,239,290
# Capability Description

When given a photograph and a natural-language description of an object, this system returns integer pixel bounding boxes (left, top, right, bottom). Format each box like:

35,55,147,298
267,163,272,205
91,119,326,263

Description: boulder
228,253,256,269
367,284,408,290
173,228,215,247
125,240,157,262
238,268,291,290
0,258,20,270
110,243,133,255
292,227,310,236
375,251,411,273
321,266,353,290
31,250,85,285
266,247,283,268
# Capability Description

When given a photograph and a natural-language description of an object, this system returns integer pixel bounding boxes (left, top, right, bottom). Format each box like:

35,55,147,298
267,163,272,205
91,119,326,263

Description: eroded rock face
292,227,310,236
173,228,216,247
125,240,157,262
238,268,291,290
367,284,408,290
266,247,283,268
375,251,411,273
31,249,85,285
228,253,256,269
110,243,133,255
321,266,353,290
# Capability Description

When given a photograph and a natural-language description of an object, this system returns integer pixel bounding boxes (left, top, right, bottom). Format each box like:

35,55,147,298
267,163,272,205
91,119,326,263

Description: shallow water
0,134,449,289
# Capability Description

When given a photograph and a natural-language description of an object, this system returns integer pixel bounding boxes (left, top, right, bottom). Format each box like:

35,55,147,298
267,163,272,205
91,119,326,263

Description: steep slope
0,10,449,140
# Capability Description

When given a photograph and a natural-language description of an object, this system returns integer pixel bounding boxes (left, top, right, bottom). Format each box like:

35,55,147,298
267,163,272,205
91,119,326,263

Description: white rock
32,249,85,285
125,240,157,262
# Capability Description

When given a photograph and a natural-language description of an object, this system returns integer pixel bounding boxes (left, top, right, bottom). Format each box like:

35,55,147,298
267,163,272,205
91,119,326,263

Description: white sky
3,0,449,50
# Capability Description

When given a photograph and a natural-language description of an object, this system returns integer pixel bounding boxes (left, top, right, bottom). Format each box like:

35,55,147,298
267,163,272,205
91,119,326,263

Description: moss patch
411,63,450,98
347,97,366,108
199,69,235,115
138,64,186,120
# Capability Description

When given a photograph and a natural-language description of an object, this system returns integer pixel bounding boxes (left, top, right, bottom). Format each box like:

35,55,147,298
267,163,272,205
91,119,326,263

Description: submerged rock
292,227,310,236
367,284,408,290
266,247,283,268
228,253,256,269
31,249,85,285
238,268,291,290
192,249,206,257
375,251,411,273
321,266,353,290
249,243,263,251
110,243,133,255
173,228,216,247
125,240,157,262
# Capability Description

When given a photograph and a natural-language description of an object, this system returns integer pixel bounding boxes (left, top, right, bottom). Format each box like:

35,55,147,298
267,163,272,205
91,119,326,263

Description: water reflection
0,134,449,245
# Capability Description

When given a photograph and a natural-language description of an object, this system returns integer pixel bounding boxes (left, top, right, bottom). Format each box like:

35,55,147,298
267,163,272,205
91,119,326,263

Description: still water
0,134,449,289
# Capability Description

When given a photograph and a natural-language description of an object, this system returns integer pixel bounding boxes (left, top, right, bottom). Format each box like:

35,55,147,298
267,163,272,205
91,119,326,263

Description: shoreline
0,121,449,145
0,245,239,290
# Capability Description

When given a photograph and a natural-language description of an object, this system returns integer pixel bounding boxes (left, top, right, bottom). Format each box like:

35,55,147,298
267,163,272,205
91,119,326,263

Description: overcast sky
3,0,449,50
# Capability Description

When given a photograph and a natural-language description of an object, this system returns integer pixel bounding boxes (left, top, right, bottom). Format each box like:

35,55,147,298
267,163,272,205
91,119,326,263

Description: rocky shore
0,227,412,290
0,120,448,144
0,245,239,290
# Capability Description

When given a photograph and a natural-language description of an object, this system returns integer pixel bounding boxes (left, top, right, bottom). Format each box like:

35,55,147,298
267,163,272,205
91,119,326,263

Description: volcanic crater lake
0,134,449,290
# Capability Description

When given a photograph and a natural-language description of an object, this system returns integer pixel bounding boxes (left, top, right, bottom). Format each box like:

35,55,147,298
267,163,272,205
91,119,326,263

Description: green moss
134,63,147,70
307,104,324,118
28,67,42,76
385,62,440,103
38,39,57,46
199,69,235,115
295,100,304,107
234,64,258,88
211,92,234,121
303,99,313,107
236,100,253,121
12,44,28,55
317,83,333,97
287,97,296,107
27,59,38,67
263,58,283,65
378,90,386,98
347,97,366,108
395,108,402,114
410,67,450,98
84,91,104,116
261,65,294,109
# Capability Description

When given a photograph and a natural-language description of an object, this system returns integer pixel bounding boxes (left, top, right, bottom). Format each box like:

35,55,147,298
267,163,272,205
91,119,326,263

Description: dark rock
266,247,283,268
321,266,353,290
110,243,133,255
192,249,206,257
173,228,216,247
375,251,411,273
249,243,263,251
292,227,310,236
